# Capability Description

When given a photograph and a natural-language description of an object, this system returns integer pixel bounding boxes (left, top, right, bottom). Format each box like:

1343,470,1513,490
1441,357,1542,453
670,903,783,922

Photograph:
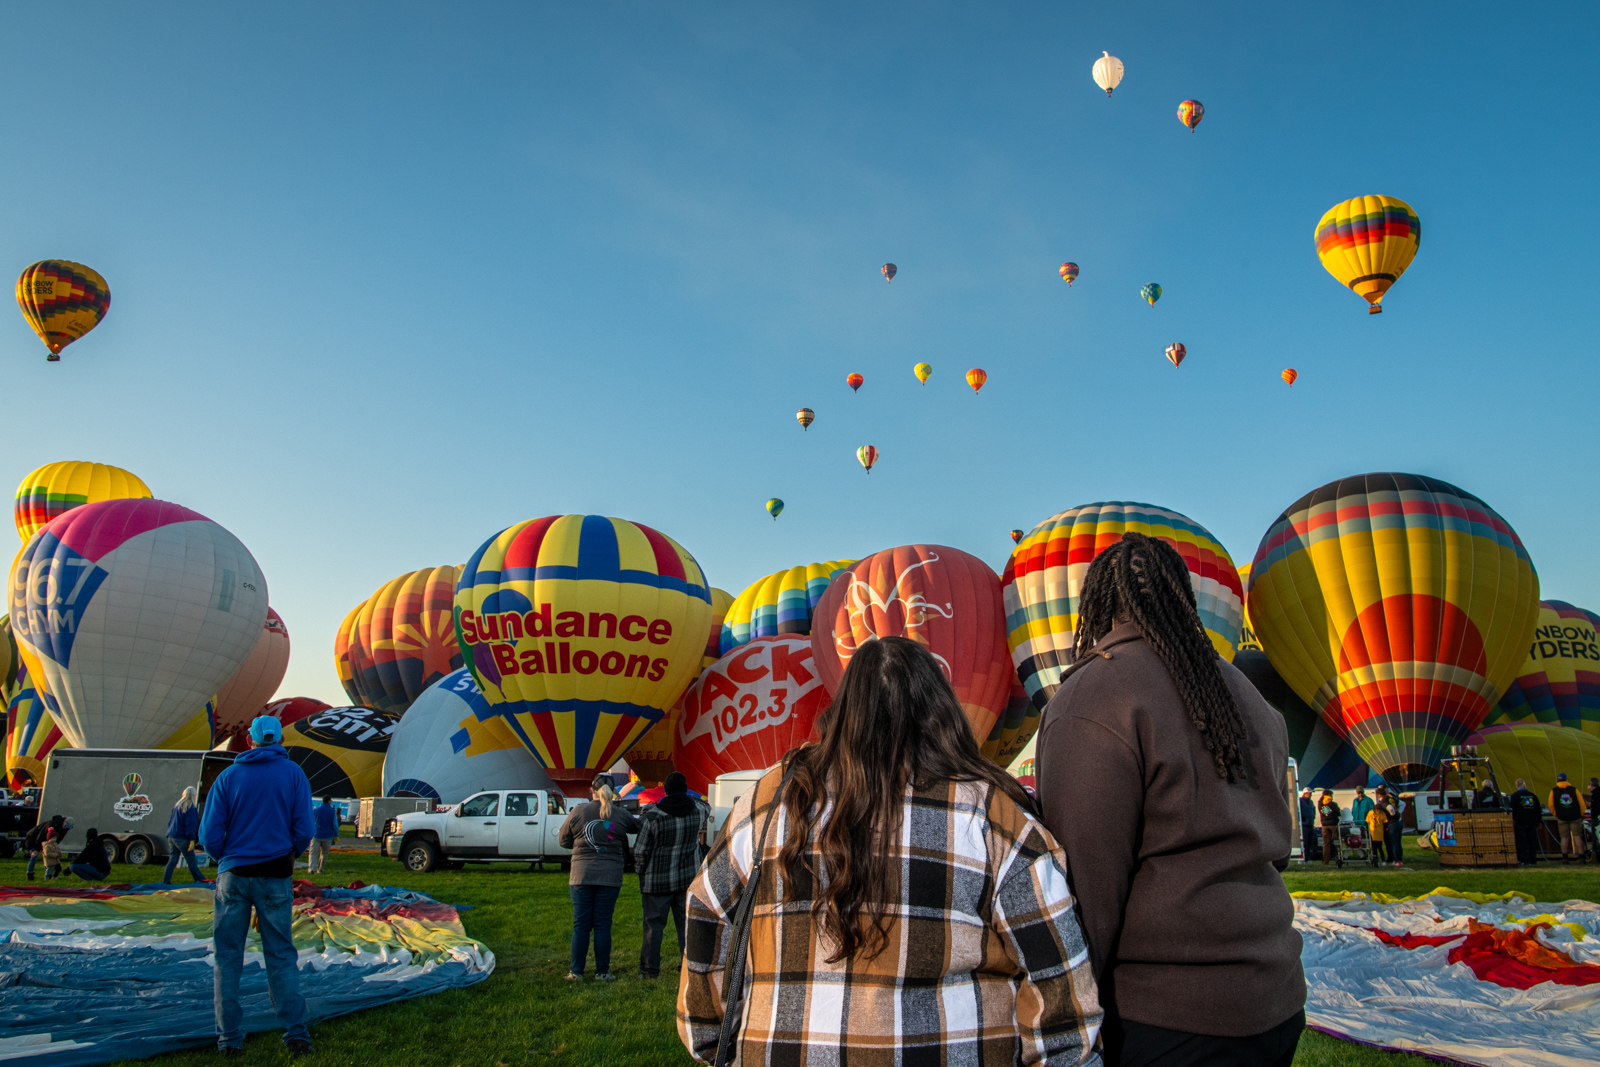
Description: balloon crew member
200,714,315,1056
558,775,641,982
41,827,61,880
23,815,70,881
310,796,339,874
1317,791,1341,865
1548,774,1587,863
1365,795,1388,865
1474,777,1503,810
163,786,205,884
1509,779,1544,866
633,771,710,979
69,828,112,882
1297,788,1317,862
1037,532,1304,1066
1382,791,1406,866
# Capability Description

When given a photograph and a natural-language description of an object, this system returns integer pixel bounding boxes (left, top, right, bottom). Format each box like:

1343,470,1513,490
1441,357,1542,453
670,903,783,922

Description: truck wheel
402,839,439,873
123,837,153,866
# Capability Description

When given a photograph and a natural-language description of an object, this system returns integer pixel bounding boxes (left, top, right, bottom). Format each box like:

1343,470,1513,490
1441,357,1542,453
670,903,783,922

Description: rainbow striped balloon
13,461,151,543
5,668,61,788
1314,195,1421,314
720,560,856,656
1002,502,1243,712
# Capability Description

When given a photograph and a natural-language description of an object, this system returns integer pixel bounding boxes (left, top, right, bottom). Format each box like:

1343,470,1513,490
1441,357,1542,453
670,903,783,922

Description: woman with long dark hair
678,635,1103,1066
1036,533,1304,1066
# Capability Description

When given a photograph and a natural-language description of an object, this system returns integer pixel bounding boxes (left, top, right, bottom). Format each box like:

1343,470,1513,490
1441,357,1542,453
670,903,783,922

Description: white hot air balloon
1092,51,1124,96
213,607,290,735
382,668,554,803
9,499,268,750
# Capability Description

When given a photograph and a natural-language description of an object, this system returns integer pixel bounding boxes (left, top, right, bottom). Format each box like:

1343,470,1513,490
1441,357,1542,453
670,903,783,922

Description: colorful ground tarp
0,881,493,1066
1296,887,1600,1066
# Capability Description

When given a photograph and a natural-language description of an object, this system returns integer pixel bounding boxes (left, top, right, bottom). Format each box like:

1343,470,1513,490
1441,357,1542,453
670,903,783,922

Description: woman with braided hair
1035,532,1305,1067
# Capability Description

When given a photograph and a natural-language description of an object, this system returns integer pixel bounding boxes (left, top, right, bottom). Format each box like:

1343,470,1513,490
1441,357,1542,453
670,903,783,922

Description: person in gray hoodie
557,775,640,982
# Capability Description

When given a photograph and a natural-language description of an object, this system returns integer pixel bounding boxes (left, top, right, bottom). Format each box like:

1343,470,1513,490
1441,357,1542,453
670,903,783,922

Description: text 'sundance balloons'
1247,473,1540,786
1177,99,1204,130
14,461,151,543
721,562,855,656
623,584,733,784
1003,502,1243,714
674,635,832,793
1314,195,1420,314
811,544,1012,742
9,499,268,750
1059,262,1079,285
454,515,712,796
338,566,463,715
283,706,397,798
1480,601,1600,739
213,607,290,733
4,667,59,788
15,261,110,361
383,668,553,803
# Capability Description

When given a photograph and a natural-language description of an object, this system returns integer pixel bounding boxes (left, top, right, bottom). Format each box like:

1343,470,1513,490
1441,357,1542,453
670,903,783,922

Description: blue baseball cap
249,715,283,744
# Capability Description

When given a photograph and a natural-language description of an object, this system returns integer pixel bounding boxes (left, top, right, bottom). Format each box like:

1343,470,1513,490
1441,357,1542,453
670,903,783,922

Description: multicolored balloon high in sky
847,373,863,392
1315,195,1421,314
337,566,463,715
454,515,712,796
1177,99,1204,130
765,498,784,521
1009,529,1024,544
1165,343,1185,368
1003,502,1244,713
1482,601,1600,738
1141,283,1161,306
15,261,110,362
796,408,813,431
881,263,896,283
1092,51,1124,96
913,362,932,384
720,560,855,655
14,461,151,543
857,445,879,473
1282,368,1298,386
1059,262,1079,285
966,368,987,394
1247,473,1540,786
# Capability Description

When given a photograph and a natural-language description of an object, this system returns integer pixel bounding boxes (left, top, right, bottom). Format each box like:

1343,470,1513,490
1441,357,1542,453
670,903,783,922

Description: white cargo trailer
39,748,237,866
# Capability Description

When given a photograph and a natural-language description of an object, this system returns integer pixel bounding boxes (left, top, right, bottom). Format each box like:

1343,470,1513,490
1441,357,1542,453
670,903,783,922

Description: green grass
4,835,1593,1067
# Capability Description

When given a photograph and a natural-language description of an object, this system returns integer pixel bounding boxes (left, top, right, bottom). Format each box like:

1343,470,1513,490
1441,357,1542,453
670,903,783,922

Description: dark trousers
1321,827,1336,863
1104,1009,1304,1067
1514,823,1541,864
569,884,621,976
1300,826,1317,860
639,889,687,977
1371,832,1387,863
1386,823,1403,864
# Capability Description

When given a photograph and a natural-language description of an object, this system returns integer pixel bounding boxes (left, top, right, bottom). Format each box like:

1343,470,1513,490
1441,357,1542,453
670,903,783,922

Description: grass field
6,833,1595,1067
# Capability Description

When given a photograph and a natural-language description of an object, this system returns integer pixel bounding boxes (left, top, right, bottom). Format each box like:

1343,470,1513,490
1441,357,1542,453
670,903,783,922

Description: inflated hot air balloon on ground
674,635,832,793
1060,263,1079,285
339,566,462,715
213,608,290,734
857,445,878,473
966,368,987,394
1165,343,1185,368
623,586,734,783
980,680,1039,769
14,461,151,542
1481,601,1600,737
1467,722,1600,804
881,263,896,283
1141,283,1161,306
1237,564,1261,651
1247,473,1540,786
157,698,217,750
1003,502,1243,714
796,408,813,431
721,562,854,655
1178,100,1204,130
9,498,269,750
16,261,110,362
5,669,60,787
218,695,331,752
1314,196,1421,314
283,706,397,797
766,499,784,521
0,615,17,700
454,515,712,796
847,373,863,392
913,362,931,385
1233,648,1373,789
383,668,554,802
812,544,1012,742
1282,368,1298,387
1092,51,1123,96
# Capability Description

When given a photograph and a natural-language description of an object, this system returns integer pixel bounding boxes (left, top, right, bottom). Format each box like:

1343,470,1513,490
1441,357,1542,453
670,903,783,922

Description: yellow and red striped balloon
13,461,151,543
1314,196,1421,314
15,261,110,361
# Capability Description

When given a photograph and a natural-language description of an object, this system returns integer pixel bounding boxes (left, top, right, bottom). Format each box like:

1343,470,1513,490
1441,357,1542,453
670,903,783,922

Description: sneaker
564,972,583,981
285,1040,313,1057
595,972,617,982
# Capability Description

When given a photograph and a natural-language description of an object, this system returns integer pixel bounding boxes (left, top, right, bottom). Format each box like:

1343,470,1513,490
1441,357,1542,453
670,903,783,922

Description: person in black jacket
23,815,70,881
1317,790,1341,864
1297,789,1317,863
1508,779,1543,866
69,828,112,882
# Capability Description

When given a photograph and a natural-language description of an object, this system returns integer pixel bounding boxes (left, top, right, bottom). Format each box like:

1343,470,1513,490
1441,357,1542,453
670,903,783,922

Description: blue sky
0,4,1593,704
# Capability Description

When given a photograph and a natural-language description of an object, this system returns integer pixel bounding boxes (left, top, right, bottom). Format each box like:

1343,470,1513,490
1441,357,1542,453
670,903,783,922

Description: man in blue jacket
309,796,338,874
200,715,315,1056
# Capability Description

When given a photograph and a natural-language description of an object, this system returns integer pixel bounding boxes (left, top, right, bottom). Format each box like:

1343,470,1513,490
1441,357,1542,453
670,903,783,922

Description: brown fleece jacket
1035,622,1305,1037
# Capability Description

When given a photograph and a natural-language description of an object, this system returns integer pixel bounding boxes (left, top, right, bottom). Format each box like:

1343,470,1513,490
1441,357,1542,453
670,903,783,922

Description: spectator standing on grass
200,714,315,1056
1350,786,1373,829
634,771,710,980
1383,792,1406,866
1317,790,1341,865
41,827,61,880
1509,779,1543,866
1548,774,1586,863
310,796,338,874
1297,788,1317,862
23,815,69,881
1365,797,1388,865
680,635,1103,1066
1036,533,1304,1066
162,787,205,884
558,775,640,982
69,827,112,882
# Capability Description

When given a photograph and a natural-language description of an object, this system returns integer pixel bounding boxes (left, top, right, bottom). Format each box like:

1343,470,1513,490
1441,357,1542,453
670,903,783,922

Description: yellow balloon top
13,461,152,542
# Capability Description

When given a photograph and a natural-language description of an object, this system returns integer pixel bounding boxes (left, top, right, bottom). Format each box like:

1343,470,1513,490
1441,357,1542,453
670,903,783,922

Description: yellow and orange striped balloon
1314,196,1420,314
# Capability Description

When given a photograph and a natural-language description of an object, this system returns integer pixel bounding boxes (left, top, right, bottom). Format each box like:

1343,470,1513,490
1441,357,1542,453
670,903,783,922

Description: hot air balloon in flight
1282,368,1298,386
966,368,987,394
339,566,463,715
383,668,554,802
624,585,734,783
15,261,110,362
1010,530,1024,544
1480,601,1600,738
1003,502,1243,714
1092,52,1124,96
766,498,784,520
9,498,269,750
1165,343,1186,368
881,263,897,283
913,362,932,384
213,607,290,735
1059,262,1079,285
14,461,151,543
454,515,712,796
721,561,855,655
847,373,864,392
282,706,398,798
1178,100,1204,130
857,445,879,473
811,545,1013,741
1314,196,1421,314
1246,473,1541,786
1141,283,1162,306
796,408,814,431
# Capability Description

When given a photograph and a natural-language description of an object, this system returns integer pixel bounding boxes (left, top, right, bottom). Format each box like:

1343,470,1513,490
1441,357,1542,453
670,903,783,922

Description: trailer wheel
123,837,153,866
101,836,125,864
402,838,439,873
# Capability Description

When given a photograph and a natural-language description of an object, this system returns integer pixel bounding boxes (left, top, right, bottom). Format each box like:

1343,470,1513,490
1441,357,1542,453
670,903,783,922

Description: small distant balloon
913,362,932,385
766,498,784,520
1010,529,1024,544
1178,100,1204,130
1092,51,1124,96
1141,283,1162,306
1166,343,1186,368
846,373,864,392
1059,262,1079,285
1282,368,1298,386
796,407,814,431
881,263,897,283
857,445,879,473
966,368,987,394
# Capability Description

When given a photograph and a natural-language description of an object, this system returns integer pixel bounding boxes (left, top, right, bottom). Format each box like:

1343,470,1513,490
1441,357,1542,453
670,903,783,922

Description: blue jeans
26,852,38,878
1387,824,1404,864
69,864,105,881
570,884,621,976
163,837,205,883
213,870,308,1049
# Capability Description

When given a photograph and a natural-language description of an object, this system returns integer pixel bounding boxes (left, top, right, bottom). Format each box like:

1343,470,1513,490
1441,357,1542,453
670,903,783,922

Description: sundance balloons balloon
9,499,269,750
340,566,463,715
1315,195,1421,314
1141,283,1162,306
16,261,110,362
623,585,734,783
1092,51,1124,96
674,634,831,794
1177,99,1204,130
5,668,60,787
1165,342,1186,368
847,373,864,393
1482,601,1600,738
1059,262,1079,285
721,561,855,656
383,668,553,802
213,607,290,734
811,545,1012,741
966,368,987,394
454,515,712,796
1247,473,1540,786
1003,502,1243,714
282,706,397,798
14,461,151,543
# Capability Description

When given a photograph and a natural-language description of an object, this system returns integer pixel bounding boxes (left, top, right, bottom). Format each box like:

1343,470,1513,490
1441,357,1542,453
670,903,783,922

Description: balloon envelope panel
156,698,216,750
283,706,397,798
9,499,269,750
14,461,151,542
5,668,61,787
720,562,854,655
624,586,734,784
214,607,290,731
345,567,462,715
1481,601,1600,738
383,668,553,803
1467,722,1600,807
980,679,1037,769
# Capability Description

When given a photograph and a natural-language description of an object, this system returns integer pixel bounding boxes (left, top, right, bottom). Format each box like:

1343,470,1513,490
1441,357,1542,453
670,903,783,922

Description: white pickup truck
383,788,576,872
